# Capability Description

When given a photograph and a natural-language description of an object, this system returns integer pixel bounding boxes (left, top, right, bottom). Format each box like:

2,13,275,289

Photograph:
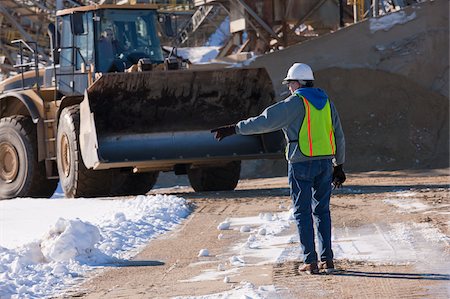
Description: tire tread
0,116,57,199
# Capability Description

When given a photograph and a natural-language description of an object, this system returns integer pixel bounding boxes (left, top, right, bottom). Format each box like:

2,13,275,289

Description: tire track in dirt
273,260,444,299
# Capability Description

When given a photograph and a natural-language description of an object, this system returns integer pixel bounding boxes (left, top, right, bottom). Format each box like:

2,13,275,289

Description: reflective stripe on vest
295,93,336,157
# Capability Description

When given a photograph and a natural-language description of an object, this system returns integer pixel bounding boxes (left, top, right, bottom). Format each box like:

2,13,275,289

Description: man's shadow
334,270,450,281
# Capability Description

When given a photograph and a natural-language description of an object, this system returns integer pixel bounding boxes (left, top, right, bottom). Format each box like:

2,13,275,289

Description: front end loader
0,4,284,199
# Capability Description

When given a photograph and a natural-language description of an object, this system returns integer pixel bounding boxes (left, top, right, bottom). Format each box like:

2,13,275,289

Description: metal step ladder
43,106,59,180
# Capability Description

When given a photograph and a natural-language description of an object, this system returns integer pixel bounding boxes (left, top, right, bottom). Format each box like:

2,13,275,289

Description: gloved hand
211,125,236,141
332,164,346,189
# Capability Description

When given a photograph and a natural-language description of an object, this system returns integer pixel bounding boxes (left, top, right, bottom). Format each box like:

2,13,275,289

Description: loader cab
94,9,164,73
56,5,163,96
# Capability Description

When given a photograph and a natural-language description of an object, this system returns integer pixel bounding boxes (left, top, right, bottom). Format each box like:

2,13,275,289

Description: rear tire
111,171,159,196
187,161,241,192
0,116,58,199
57,105,114,198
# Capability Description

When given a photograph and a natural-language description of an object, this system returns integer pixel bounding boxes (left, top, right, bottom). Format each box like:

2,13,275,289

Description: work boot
319,260,335,274
298,262,319,275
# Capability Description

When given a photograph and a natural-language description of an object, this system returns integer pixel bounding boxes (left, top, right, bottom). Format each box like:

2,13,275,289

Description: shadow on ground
334,270,450,281
151,183,449,200
101,260,165,267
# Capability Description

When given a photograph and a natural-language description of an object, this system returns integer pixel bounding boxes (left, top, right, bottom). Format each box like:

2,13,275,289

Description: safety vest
295,93,336,157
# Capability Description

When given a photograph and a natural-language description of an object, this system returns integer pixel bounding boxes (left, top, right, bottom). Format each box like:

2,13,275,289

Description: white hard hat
282,63,315,84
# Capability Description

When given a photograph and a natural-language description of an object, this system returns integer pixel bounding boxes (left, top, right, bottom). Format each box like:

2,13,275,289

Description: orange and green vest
295,93,336,157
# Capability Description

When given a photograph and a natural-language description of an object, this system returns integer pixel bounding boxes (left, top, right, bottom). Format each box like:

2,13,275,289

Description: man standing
211,63,346,274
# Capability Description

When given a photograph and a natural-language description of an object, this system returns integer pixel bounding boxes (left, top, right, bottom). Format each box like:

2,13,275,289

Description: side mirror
71,13,85,35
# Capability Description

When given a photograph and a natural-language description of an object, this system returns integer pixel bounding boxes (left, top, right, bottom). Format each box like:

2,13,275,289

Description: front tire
187,161,241,192
110,171,159,196
0,116,57,199
57,105,114,198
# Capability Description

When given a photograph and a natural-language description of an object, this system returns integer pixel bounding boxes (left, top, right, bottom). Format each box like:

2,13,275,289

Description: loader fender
56,96,84,128
0,92,40,124
0,92,47,161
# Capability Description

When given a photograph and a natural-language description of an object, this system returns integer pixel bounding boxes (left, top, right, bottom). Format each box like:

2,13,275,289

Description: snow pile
198,249,210,257
41,218,103,263
0,195,191,298
176,47,220,64
217,220,231,230
370,11,416,33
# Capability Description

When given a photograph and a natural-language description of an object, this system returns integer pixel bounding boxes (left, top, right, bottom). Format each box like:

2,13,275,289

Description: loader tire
57,105,114,198
0,116,58,199
111,171,159,196
187,161,241,192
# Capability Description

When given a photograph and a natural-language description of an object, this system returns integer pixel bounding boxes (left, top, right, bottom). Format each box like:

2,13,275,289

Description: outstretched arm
236,96,301,135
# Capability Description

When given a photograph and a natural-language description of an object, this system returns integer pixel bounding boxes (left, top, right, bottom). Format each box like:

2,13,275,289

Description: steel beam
234,0,281,42
0,5,49,62
290,0,329,34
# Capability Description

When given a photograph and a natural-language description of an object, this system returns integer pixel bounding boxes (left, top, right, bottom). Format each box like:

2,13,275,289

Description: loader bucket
79,67,285,169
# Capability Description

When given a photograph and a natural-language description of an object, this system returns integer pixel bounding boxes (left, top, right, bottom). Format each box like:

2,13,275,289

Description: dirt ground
63,168,449,299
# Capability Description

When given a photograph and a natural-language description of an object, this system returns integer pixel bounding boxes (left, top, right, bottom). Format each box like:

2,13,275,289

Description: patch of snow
229,255,246,266
240,225,251,233
411,223,450,245
228,54,259,68
180,267,239,283
174,281,277,299
383,198,430,213
198,249,210,257
0,195,190,298
40,218,103,263
184,208,450,298
370,11,416,33
176,47,220,64
217,221,231,230
188,261,216,268
334,222,450,269
257,228,267,236
394,191,418,197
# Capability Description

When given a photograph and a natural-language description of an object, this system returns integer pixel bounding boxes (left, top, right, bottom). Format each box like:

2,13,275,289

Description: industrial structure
0,0,415,79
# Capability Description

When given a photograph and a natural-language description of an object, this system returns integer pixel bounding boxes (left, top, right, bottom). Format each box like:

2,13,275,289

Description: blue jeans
288,159,333,264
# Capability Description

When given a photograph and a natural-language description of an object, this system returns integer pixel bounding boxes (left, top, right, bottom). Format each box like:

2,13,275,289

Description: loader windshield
95,9,163,73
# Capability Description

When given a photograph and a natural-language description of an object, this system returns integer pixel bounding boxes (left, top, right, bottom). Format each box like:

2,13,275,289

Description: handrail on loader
11,39,40,91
